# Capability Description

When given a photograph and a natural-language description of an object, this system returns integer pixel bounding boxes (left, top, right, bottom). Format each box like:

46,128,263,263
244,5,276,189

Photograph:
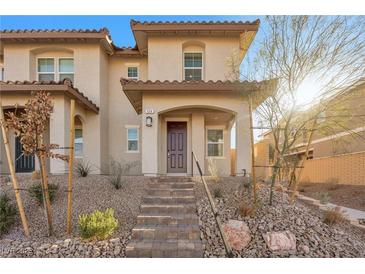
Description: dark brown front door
167,122,187,173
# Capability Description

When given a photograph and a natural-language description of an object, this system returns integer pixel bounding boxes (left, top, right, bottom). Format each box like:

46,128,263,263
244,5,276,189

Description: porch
120,78,275,177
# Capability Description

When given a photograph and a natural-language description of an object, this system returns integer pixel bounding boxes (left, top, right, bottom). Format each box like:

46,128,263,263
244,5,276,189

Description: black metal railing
192,151,233,257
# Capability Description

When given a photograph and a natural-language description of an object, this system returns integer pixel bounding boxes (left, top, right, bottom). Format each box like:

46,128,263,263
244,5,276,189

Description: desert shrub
75,161,92,177
238,202,255,217
108,160,138,189
78,208,118,241
207,158,220,183
323,207,345,226
0,194,17,237
326,177,339,191
314,191,330,204
213,188,223,198
238,176,252,194
29,183,58,205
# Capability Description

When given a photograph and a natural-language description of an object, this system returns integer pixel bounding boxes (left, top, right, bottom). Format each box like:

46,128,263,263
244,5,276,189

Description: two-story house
0,20,274,177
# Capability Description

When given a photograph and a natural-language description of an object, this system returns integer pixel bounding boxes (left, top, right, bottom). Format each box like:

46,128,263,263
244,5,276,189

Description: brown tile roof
120,78,276,114
0,28,110,34
131,19,260,26
0,79,99,113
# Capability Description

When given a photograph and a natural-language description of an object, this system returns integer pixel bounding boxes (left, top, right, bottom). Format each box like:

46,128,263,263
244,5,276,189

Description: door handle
167,150,170,158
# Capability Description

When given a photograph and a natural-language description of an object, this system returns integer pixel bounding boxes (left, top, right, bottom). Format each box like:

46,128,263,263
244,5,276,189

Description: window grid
207,129,224,157
127,67,139,80
127,127,139,152
184,52,203,81
37,57,74,82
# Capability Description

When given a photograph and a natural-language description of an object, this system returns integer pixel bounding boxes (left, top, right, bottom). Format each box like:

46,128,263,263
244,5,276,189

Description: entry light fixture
146,116,153,127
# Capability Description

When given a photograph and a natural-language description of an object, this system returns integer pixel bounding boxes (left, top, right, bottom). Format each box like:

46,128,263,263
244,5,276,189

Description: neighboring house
255,79,365,184
0,20,274,176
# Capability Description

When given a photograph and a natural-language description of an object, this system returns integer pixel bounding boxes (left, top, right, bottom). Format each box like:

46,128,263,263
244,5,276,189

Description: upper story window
37,58,74,82
127,67,139,80
207,128,224,157
184,52,203,81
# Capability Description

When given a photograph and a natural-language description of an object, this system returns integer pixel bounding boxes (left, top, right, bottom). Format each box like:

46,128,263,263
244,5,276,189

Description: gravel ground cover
195,177,365,258
0,174,147,257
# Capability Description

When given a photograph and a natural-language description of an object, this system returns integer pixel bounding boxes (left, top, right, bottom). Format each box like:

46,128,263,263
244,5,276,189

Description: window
74,128,83,157
127,67,139,80
38,58,55,81
127,127,139,152
207,129,224,157
184,52,203,81
37,58,74,82
59,58,74,82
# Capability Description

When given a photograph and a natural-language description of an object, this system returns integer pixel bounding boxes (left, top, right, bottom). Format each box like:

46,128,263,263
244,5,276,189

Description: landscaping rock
223,219,251,251
262,231,296,252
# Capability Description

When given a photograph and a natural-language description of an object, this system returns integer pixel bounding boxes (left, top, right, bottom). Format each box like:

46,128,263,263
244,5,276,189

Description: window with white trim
37,58,74,82
127,127,139,152
59,58,74,82
38,58,55,81
74,128,83,157
184,52,203,81
207,129,224,157
127,67,139,80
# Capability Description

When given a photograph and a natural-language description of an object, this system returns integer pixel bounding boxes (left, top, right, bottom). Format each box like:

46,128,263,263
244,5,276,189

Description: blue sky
0,15,262,47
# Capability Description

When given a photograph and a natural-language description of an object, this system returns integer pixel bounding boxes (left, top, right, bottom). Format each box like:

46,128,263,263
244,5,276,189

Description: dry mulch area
298,183,365,211
195,178,365,258
0,174,147,257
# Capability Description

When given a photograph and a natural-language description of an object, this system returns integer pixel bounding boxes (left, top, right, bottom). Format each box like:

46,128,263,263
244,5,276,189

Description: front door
167,122,187,173
15,136,35,173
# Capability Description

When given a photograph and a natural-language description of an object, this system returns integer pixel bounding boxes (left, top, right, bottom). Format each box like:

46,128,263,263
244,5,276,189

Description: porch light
146,116,153,127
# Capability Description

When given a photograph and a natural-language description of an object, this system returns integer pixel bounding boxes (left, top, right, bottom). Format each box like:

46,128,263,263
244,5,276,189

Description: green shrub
28,183,58,205
326,177,339,191
75,161,92,177
213,188,223,198
314,191,330,204
78,208,118,241
0,194,17,236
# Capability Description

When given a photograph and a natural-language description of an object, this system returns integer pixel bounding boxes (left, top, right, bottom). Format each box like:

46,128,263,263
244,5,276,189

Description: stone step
131,224,201,241
146,188,195,196
140,204,197,214
148,182,195,189
154,177,193,183
137,213,199,226
143,196,195,204
126,239,204,258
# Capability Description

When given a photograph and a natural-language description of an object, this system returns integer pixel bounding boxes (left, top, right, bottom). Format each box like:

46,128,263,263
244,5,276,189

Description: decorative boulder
263,231,296,252
223,219,251,251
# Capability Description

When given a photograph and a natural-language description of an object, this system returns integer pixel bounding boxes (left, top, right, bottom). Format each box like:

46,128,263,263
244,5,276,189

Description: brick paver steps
126,177,204,258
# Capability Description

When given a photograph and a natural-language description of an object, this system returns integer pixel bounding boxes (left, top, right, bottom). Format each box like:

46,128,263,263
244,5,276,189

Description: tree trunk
0,100,30,237
269,159,280,205
66,99,75,235
289,120,317,204
37,137,54,236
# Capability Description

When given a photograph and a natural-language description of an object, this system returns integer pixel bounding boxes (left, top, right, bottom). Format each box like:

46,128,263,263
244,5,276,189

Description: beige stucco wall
107,56,147,174
148,36,240,81
3,43,110,174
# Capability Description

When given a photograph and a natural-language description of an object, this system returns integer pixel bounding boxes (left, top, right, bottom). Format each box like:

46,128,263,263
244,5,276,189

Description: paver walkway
126,176,204,258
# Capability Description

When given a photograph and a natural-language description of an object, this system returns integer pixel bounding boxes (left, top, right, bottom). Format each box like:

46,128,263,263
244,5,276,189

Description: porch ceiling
0,79,99,113
120,78,277,114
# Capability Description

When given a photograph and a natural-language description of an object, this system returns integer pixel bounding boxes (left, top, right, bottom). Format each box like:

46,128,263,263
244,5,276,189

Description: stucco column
142,112,159,176
49,96,69,174
191,113,205,175
236,103,251,175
